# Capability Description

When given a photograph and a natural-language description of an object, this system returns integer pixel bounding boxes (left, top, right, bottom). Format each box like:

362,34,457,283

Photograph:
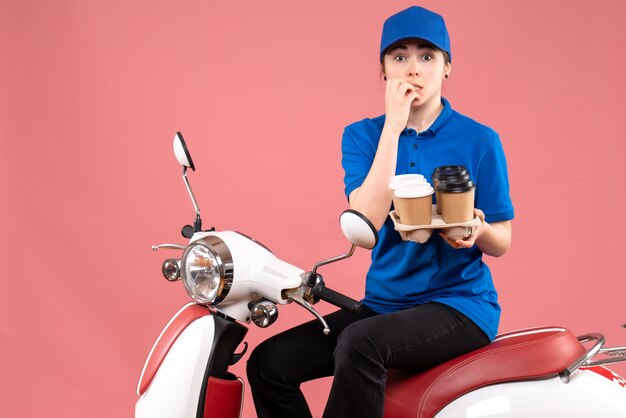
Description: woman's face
382,40,451,108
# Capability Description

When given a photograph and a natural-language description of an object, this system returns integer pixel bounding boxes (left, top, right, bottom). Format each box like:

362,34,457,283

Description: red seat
383,326,586,418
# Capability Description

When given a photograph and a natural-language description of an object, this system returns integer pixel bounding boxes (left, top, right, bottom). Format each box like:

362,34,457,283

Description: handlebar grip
320,286,361,313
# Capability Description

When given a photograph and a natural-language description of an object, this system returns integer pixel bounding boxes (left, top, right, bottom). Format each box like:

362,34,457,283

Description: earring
383,75,387,81
444,74,449,79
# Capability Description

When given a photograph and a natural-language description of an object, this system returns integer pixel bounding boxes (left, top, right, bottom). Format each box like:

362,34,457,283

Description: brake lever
287,290,330,335
152,244,186,251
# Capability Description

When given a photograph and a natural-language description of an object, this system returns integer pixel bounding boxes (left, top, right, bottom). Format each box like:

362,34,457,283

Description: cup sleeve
475,136,515,224
341,127,375,201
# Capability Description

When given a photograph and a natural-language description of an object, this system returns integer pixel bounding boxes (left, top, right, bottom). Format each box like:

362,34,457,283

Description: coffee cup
437,178,476,224
432,165,469,214
394,183,434,225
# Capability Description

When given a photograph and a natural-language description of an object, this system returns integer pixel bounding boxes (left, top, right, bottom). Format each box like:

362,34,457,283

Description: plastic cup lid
432,165,469,180
437,178,476,193
394,183,434,198
388,174,426,190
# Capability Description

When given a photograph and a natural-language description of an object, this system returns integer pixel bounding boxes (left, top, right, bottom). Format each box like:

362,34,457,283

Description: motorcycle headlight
181,236,233,305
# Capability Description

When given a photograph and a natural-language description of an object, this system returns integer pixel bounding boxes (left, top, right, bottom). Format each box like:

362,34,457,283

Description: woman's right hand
384,78,418,134
349,78,417,229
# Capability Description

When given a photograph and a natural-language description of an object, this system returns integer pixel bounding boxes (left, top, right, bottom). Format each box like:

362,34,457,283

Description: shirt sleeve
475,135,515,223
341,126,375,200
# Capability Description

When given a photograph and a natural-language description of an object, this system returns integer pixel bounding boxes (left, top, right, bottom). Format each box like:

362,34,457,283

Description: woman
247,6,514,418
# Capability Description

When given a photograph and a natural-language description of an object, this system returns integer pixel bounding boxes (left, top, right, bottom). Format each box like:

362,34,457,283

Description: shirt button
413,144,418,150
410,162,415,167
407,129,415,136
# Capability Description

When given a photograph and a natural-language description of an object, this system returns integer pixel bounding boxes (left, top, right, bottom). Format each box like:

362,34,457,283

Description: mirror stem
194,213,202,233
182,167,202,229
312,244,356,274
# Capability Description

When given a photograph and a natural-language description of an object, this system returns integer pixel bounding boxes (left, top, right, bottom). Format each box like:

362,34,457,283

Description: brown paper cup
432,166,470,215
440,189,475,223
394,184,434,225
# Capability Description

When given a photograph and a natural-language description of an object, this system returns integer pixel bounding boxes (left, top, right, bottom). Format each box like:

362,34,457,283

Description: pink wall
1,0,625,416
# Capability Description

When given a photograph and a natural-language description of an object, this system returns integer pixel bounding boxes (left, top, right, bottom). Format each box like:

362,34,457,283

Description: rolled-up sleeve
341,126,375,200
475,135,515,223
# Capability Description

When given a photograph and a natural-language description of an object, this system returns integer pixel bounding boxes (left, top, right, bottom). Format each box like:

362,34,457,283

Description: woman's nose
407,59,420,77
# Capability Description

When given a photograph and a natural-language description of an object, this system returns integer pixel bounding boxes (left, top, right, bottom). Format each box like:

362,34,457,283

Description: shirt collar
402,97,453,137
428,97,452,135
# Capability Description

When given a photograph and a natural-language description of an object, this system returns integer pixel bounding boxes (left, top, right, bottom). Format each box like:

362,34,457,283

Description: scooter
135,132,626,418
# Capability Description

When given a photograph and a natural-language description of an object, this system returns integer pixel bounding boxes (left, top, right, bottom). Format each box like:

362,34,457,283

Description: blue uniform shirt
341,97,514,340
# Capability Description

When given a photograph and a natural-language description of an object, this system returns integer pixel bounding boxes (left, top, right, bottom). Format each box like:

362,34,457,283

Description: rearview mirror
173,131,195,170
339,209,378,250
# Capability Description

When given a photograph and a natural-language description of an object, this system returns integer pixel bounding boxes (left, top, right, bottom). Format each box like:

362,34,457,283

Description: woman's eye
422,54,433,61
394,55,406,62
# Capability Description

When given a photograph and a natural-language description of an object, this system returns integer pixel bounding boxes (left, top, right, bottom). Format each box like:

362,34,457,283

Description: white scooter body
187,230,304,321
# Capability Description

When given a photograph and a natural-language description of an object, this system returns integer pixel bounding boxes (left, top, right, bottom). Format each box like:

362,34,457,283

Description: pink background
1,0,625,416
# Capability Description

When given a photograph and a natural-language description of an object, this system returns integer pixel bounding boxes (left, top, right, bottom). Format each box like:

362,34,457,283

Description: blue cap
380,6,451,62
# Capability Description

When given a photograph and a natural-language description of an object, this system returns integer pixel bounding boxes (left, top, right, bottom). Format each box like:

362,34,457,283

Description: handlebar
320,286,361,313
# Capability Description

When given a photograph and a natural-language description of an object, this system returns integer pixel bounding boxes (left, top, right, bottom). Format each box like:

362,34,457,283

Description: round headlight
181,236,233,305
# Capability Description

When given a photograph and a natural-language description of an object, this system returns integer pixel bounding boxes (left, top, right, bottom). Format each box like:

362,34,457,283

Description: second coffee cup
432,165,469,215
438,178,476,223
394,183,434,226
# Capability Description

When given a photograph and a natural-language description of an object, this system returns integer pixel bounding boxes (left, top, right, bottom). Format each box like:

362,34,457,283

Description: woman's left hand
439,208,485,249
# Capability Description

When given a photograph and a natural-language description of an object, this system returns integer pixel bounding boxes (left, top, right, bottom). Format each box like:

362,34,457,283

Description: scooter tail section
436,370,626,418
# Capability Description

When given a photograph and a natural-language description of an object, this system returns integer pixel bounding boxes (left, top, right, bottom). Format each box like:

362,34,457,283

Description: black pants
246,302,490,418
